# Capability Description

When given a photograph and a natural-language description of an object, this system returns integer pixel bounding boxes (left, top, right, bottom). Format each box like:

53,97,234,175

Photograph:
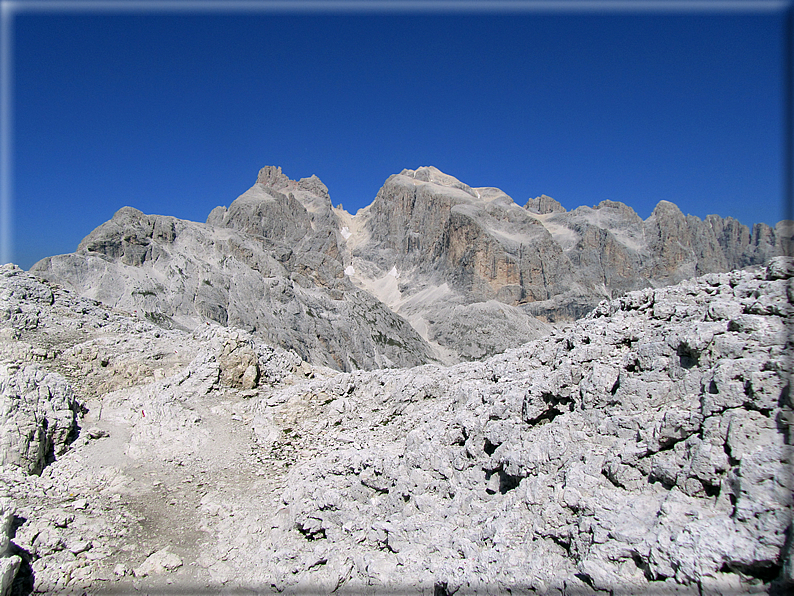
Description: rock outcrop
0,499,21,596
2,256,790,594
0,363,78,475
0,267,80,475
529,197,791,312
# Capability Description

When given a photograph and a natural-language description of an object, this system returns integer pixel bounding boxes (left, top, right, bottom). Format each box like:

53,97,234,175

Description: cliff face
342,166,791,359
352,169,790,311
356,168,574,303
535,197,788,302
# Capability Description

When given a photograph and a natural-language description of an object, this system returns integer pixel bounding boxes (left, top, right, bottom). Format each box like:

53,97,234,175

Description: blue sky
3,1,790,269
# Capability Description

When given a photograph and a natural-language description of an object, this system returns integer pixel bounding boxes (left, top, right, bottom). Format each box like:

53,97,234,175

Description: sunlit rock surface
1,256,791,594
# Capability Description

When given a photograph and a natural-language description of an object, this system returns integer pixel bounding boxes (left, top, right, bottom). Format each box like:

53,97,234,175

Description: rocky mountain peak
254,166,330,201
594,199,642,219
255,165,291,190
296,174,329,200
650,199,686,219
205,166,337,247
397,166,478,199
74,206,177,267
525,194,566,214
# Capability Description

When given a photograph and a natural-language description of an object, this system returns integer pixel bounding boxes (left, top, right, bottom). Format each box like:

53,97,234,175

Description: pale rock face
422,299,551,361
0,499,21,596
133,548,183,577
0,363,78,475
341,166,791,361
525,194,566,214
0,266,80,476
255,164,291,189
345,168,565,360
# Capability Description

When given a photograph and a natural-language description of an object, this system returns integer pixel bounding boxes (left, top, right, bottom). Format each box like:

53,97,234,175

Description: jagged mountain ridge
347,167,790,320
32,165,793,370
31,174,434,372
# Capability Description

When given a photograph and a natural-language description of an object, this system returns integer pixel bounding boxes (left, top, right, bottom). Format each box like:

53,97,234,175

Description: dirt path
58,385,293,593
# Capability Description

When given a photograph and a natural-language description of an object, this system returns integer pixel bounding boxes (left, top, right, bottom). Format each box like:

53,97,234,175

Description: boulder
0,363,79,475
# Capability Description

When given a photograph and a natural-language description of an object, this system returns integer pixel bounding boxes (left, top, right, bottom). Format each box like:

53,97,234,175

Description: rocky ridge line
31,165,793,368
347,166,791,332
32,167,435,372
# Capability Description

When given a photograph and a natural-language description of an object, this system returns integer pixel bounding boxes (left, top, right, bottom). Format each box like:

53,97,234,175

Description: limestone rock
423,299,550,361
341,166,792,361
0,499,20,596
0,363,79,475
2,252,791,593
134,548,182,576
0,265,322,594
0,556,19,596
343,168,566,360
525,194,566,214
30,165,793,367
245,257,793,593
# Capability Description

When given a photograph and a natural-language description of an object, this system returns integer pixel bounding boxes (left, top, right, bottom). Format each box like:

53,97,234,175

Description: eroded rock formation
343,166,792,361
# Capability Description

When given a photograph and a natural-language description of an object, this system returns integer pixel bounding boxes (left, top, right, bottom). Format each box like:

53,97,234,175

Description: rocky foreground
1,258,792,594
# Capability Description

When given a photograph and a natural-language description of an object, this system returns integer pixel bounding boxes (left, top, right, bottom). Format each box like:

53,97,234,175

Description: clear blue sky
5,1,789,269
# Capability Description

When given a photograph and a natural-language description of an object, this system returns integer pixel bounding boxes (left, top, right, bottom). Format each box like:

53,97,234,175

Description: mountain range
32,165,793,370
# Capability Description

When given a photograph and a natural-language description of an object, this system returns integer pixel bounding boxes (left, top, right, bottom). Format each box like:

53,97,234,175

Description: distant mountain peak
525,194,566,214
398,166,478,198
255,165,330,200
256,165,291,190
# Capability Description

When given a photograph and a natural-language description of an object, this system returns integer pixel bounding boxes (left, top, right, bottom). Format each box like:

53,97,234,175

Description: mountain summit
339,165,791,360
